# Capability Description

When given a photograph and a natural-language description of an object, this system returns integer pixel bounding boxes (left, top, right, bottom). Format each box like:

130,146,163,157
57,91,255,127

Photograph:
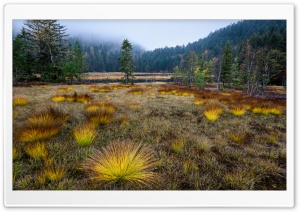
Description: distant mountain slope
80,20,286,73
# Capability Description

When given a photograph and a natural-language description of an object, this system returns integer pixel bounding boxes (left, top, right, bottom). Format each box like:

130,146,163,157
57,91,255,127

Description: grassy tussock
128,88,146,95
82,141,158,188
86,111,114,126
12,83,286,190
44,163,67,182
51,95,65,102
72,124,97,147
15,122,62,142
85,101,117,113
228,131,247,143
203,101,224,121
252,102,283,115
89,85,111,92
58,87,74,92
24,142,47,160
13,96,29,107
171,140,185,153
230,104,247,116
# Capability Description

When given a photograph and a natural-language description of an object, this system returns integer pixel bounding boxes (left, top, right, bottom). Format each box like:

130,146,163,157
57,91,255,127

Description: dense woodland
13,20,286,95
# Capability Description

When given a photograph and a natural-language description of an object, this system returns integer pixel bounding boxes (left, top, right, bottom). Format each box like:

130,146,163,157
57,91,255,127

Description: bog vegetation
12,19,286,190
13,83,286,190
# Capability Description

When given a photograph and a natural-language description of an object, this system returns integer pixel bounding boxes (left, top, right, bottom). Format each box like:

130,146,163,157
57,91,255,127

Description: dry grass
12,83,286,190
82,141,158,188
13,96,29,107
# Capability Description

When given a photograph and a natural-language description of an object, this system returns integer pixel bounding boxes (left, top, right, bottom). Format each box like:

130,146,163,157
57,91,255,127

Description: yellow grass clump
58,87,73,92
252,105,282,115
44,164,66,182
89,85,99,92
228,131,247,143
128,88,145,95
149,92,156,96
85,101,117,113
13,96,29,107
203,101,223,121
86,111,114,126
230,105,246,116
13,148,19,160
51,95,65,102
98,86,112,93
72,124,97,147
24,142,47,160
15,122,61,143
26,107,70,125
171,140,185,154
119,116,130,126
82,141,158,187
194,99,204,105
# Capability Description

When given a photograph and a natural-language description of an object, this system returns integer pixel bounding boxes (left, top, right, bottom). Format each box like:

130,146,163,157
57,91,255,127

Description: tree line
13,20,286,95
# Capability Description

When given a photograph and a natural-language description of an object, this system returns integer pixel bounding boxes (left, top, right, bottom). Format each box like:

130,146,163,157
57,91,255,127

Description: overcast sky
13,19,239,50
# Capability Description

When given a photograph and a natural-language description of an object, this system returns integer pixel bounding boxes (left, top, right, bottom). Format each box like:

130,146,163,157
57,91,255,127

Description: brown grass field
12,83,286,190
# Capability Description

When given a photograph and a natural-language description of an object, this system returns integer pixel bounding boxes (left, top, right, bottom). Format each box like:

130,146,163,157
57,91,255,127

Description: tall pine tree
119,39,135,84
24,20,68,82
221,41,233,86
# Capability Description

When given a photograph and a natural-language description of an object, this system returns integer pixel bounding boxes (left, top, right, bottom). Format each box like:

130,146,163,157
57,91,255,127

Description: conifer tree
119,39,135,84
24,20,68,82
221,41,233,86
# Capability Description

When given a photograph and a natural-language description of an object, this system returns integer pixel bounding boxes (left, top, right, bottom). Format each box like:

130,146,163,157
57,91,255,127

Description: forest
13,20,286,95
12,20,287,191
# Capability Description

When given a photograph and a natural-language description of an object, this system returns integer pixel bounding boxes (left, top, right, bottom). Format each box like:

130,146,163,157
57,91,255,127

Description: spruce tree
24,20,68,82
221,41,233,86
119,39,135,84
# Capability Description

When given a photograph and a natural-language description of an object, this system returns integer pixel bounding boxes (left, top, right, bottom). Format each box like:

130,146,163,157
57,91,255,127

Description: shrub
72,124,97,147
13,96,29,107
24,142,47,160
82,141,158,188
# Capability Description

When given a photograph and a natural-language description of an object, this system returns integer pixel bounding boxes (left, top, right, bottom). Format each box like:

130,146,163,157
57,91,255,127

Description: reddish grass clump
128,88,145,95
82,141,158,188
15,122,61,142
26,107,70,125
13,96,29,107
86,111,114,126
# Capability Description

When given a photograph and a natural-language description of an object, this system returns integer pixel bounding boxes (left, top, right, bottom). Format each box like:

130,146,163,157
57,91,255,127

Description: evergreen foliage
119,39,135,84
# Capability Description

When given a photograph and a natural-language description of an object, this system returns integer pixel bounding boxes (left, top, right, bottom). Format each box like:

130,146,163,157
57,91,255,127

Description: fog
13,19,238,51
